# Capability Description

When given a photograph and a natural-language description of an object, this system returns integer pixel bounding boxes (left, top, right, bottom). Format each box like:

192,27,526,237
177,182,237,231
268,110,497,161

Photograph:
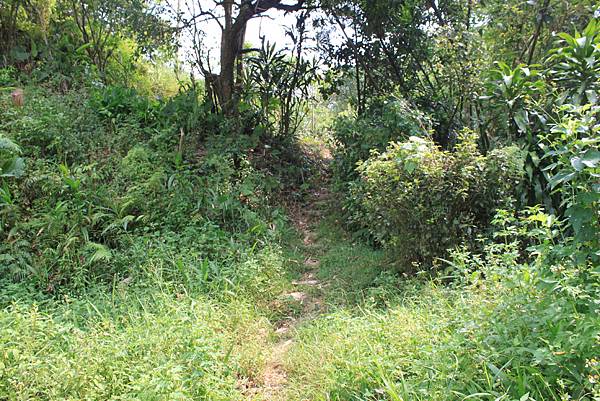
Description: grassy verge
0,258,288,400
0,209,309,401
282,216,599,401
1,292,266,400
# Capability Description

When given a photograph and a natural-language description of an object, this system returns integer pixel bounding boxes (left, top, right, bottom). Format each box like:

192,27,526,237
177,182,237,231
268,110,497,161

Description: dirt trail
249,185,331,400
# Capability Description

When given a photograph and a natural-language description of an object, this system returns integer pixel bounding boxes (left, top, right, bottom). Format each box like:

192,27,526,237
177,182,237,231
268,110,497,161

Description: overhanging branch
253,0,306,13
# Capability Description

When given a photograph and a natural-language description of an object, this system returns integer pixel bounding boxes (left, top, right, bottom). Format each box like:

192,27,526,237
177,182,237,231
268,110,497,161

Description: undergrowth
0,46,598,401
283,215,600,401
0,83,302,400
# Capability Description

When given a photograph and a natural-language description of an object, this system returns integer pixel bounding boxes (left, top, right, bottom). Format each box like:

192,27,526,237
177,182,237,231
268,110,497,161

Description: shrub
349,133,524,270
541,103,599,259
446,207,600,401
0,88,105,164
331,95,428,185
0,66,17,86
91,85,161,127
0,135,24,178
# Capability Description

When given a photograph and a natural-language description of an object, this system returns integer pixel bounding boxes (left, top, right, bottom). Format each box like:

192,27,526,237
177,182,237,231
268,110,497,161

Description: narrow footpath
246,183,332,401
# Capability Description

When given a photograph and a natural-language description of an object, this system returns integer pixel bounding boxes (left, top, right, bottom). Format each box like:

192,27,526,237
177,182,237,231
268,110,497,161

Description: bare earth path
246,184,331,401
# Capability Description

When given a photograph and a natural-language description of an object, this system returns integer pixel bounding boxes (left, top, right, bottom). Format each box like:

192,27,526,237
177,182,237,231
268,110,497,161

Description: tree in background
64,0,174,78
172,0,311,115
480,0,595,66
0,1,55,66
316,0,594,148
1,0,175,83
316,0,480,146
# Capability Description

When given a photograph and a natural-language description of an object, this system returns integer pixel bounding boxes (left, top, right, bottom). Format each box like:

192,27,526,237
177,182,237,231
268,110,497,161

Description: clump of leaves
541,104,599,259
0,135,24,178
348,133,524,271
331,95,429,186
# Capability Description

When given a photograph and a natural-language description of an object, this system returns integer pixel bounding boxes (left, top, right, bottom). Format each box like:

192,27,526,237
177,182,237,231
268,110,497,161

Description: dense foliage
330,95,428,183
0,85,288,292
348,135,524,269
287,209,599,400
0,1,598,400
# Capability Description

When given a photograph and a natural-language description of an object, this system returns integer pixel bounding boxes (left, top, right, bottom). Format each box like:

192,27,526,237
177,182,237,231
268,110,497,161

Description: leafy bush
91,85,161,127
541,104,599,258
0,88,106,164
448,206,599,401
484,19,600,209
331,95,428,184
0,161,125,288
244,41,318,139
0,135,24,178
0,148,282,291
546,19,600,107
348,134,524,270
0,66,17,86
0,84,287,292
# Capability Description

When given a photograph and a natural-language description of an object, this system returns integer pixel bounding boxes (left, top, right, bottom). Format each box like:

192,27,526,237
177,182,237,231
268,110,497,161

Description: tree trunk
219,29,237,114
211,0,305,115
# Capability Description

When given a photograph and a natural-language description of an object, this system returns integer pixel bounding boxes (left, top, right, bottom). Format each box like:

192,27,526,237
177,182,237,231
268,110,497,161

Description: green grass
1,188,597,401
308,215,398,307
1,86,597,401
1,193,597,401
0,213,306,400
283,283,495,401
279,217,599,401
0,293,261,400
0,265,287,401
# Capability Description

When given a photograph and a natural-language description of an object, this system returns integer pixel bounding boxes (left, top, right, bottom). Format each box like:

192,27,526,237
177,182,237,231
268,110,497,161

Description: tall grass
282,219,599,401
0,280,278,400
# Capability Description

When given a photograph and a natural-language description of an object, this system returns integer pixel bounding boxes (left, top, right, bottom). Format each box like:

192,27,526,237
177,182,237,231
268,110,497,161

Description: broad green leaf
581,149,600,168
565,205,593,234
0,157,25,178
549,170,576,189
514,109,529,133
570,156,585,171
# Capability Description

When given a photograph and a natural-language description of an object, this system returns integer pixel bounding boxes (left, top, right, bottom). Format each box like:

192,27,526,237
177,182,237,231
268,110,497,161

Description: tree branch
253,0,305,13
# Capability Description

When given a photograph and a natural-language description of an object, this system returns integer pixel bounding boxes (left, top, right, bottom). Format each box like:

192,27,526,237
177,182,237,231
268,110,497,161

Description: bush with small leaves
349,133,525,270
331,95,429,186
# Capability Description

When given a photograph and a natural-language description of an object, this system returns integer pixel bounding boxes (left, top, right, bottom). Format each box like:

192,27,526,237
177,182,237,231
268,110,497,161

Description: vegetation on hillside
0,1,598,400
